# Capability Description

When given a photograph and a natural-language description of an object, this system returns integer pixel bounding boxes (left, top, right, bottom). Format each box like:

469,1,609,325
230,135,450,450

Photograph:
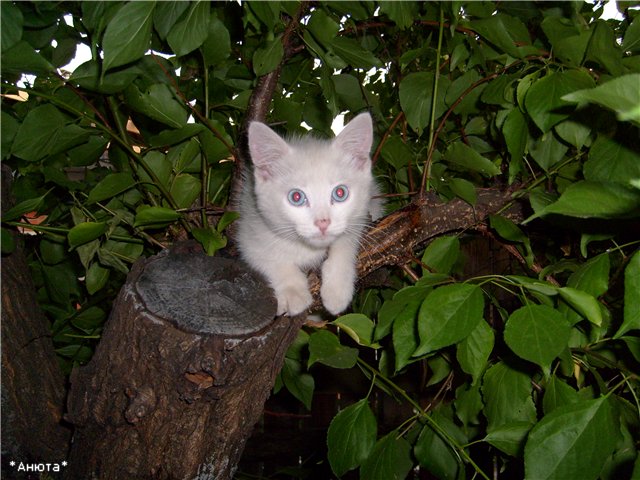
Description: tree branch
309,187,525,301
230,3,309,208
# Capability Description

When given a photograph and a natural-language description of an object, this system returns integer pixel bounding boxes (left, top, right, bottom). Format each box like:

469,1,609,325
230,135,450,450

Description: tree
1,1,639,479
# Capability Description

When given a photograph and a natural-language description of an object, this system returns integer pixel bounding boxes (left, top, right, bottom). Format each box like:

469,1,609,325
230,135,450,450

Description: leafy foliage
1,1,639,478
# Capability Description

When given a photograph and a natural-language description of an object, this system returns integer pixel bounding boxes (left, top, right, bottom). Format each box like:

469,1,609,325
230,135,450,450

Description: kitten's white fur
237,113,380,316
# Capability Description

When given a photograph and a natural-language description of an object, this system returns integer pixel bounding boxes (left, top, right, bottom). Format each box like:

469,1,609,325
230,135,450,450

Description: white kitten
237,113,380,316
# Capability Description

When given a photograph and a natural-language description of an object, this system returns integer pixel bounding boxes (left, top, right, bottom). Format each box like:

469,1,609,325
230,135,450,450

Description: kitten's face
248,114,375,248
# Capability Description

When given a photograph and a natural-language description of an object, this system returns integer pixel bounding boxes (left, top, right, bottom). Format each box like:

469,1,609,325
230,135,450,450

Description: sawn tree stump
65,247,302,480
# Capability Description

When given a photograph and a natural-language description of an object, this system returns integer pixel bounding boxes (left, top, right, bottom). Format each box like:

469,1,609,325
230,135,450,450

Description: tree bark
65,246,302,480
1,165,71,475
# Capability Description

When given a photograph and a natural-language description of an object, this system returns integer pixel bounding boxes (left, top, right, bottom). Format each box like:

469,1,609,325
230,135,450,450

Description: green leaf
421,236,460,275
68,222,107,249
285,330,310,362
192,226,226,256
327,399,377,477
153,1,189,39
330,36,381,69
216,210,240,233
482,361,537,430
303,9,346,70
138,151,172,194
568,254,610,298
332,73,367,113
202,16,231,66
170,174,200,209
524,70,595,132
248,2,280,29
55,345,93,362
308,330,359,369
557,287,602,326
70,60,139,94
86,262,110,295
1,2,23,52
446,69,484,113
562,74,640,126
86,172,136,204
42,263,80,305
1,190,50,222
333,313,378,348
584,135,640,186
1,40,55,76
507,275,559,296
392,299,421,371
11,104,66,162
456,319,495,385
134,206,180,227
281,357,314,410
426,355,451,387
72,306,106,333
376,284,431,340
415,284,484,356
448,178,477,206
76,239,99,269
553,118,591,149
67,136,110,167
471,14,539,58
621,335,640,362
415,413,466,479
484,422,534,458
504,304,571,373
614,250,640,338
359,432,413,480
623,15,640,52
528,131,568,172
399,72,449,134
531,181,640,220
103,240,143,265
102,1,155,71
490,215,533,266
444,142,501,177
540,16,590,66
542,375,579,415
503,107,528,163
482,74,517,106
454,382,483,427
524,397,619,480
149,124,205,148
379,1,418,29
1,111,18,159
584,20,624,77
126,83,188,128
253,36,284,76
380,135,414,170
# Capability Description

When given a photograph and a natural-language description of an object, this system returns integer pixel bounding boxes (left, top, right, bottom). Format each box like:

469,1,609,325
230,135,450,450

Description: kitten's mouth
303,231,336,247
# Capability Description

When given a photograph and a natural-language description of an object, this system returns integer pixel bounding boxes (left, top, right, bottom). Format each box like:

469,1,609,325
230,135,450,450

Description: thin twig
372,112,405,164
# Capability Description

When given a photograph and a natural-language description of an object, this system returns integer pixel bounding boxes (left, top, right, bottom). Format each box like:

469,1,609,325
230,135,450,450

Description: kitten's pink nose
314,218,331,234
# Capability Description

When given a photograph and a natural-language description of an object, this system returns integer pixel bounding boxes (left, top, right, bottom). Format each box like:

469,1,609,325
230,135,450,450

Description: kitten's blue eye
332,185,349,203
288,189,306,206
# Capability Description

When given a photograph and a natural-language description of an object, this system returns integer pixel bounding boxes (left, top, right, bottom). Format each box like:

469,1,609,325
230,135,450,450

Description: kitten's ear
333,112,373,169
248,122,290,180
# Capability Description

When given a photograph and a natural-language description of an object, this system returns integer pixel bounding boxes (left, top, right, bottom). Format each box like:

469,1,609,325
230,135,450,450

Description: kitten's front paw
321,278,354,316
277,286,313,316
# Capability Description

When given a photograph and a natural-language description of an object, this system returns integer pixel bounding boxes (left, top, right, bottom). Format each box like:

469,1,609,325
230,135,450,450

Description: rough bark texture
1,165,71,474
65,247,302,480
357,188,524,278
